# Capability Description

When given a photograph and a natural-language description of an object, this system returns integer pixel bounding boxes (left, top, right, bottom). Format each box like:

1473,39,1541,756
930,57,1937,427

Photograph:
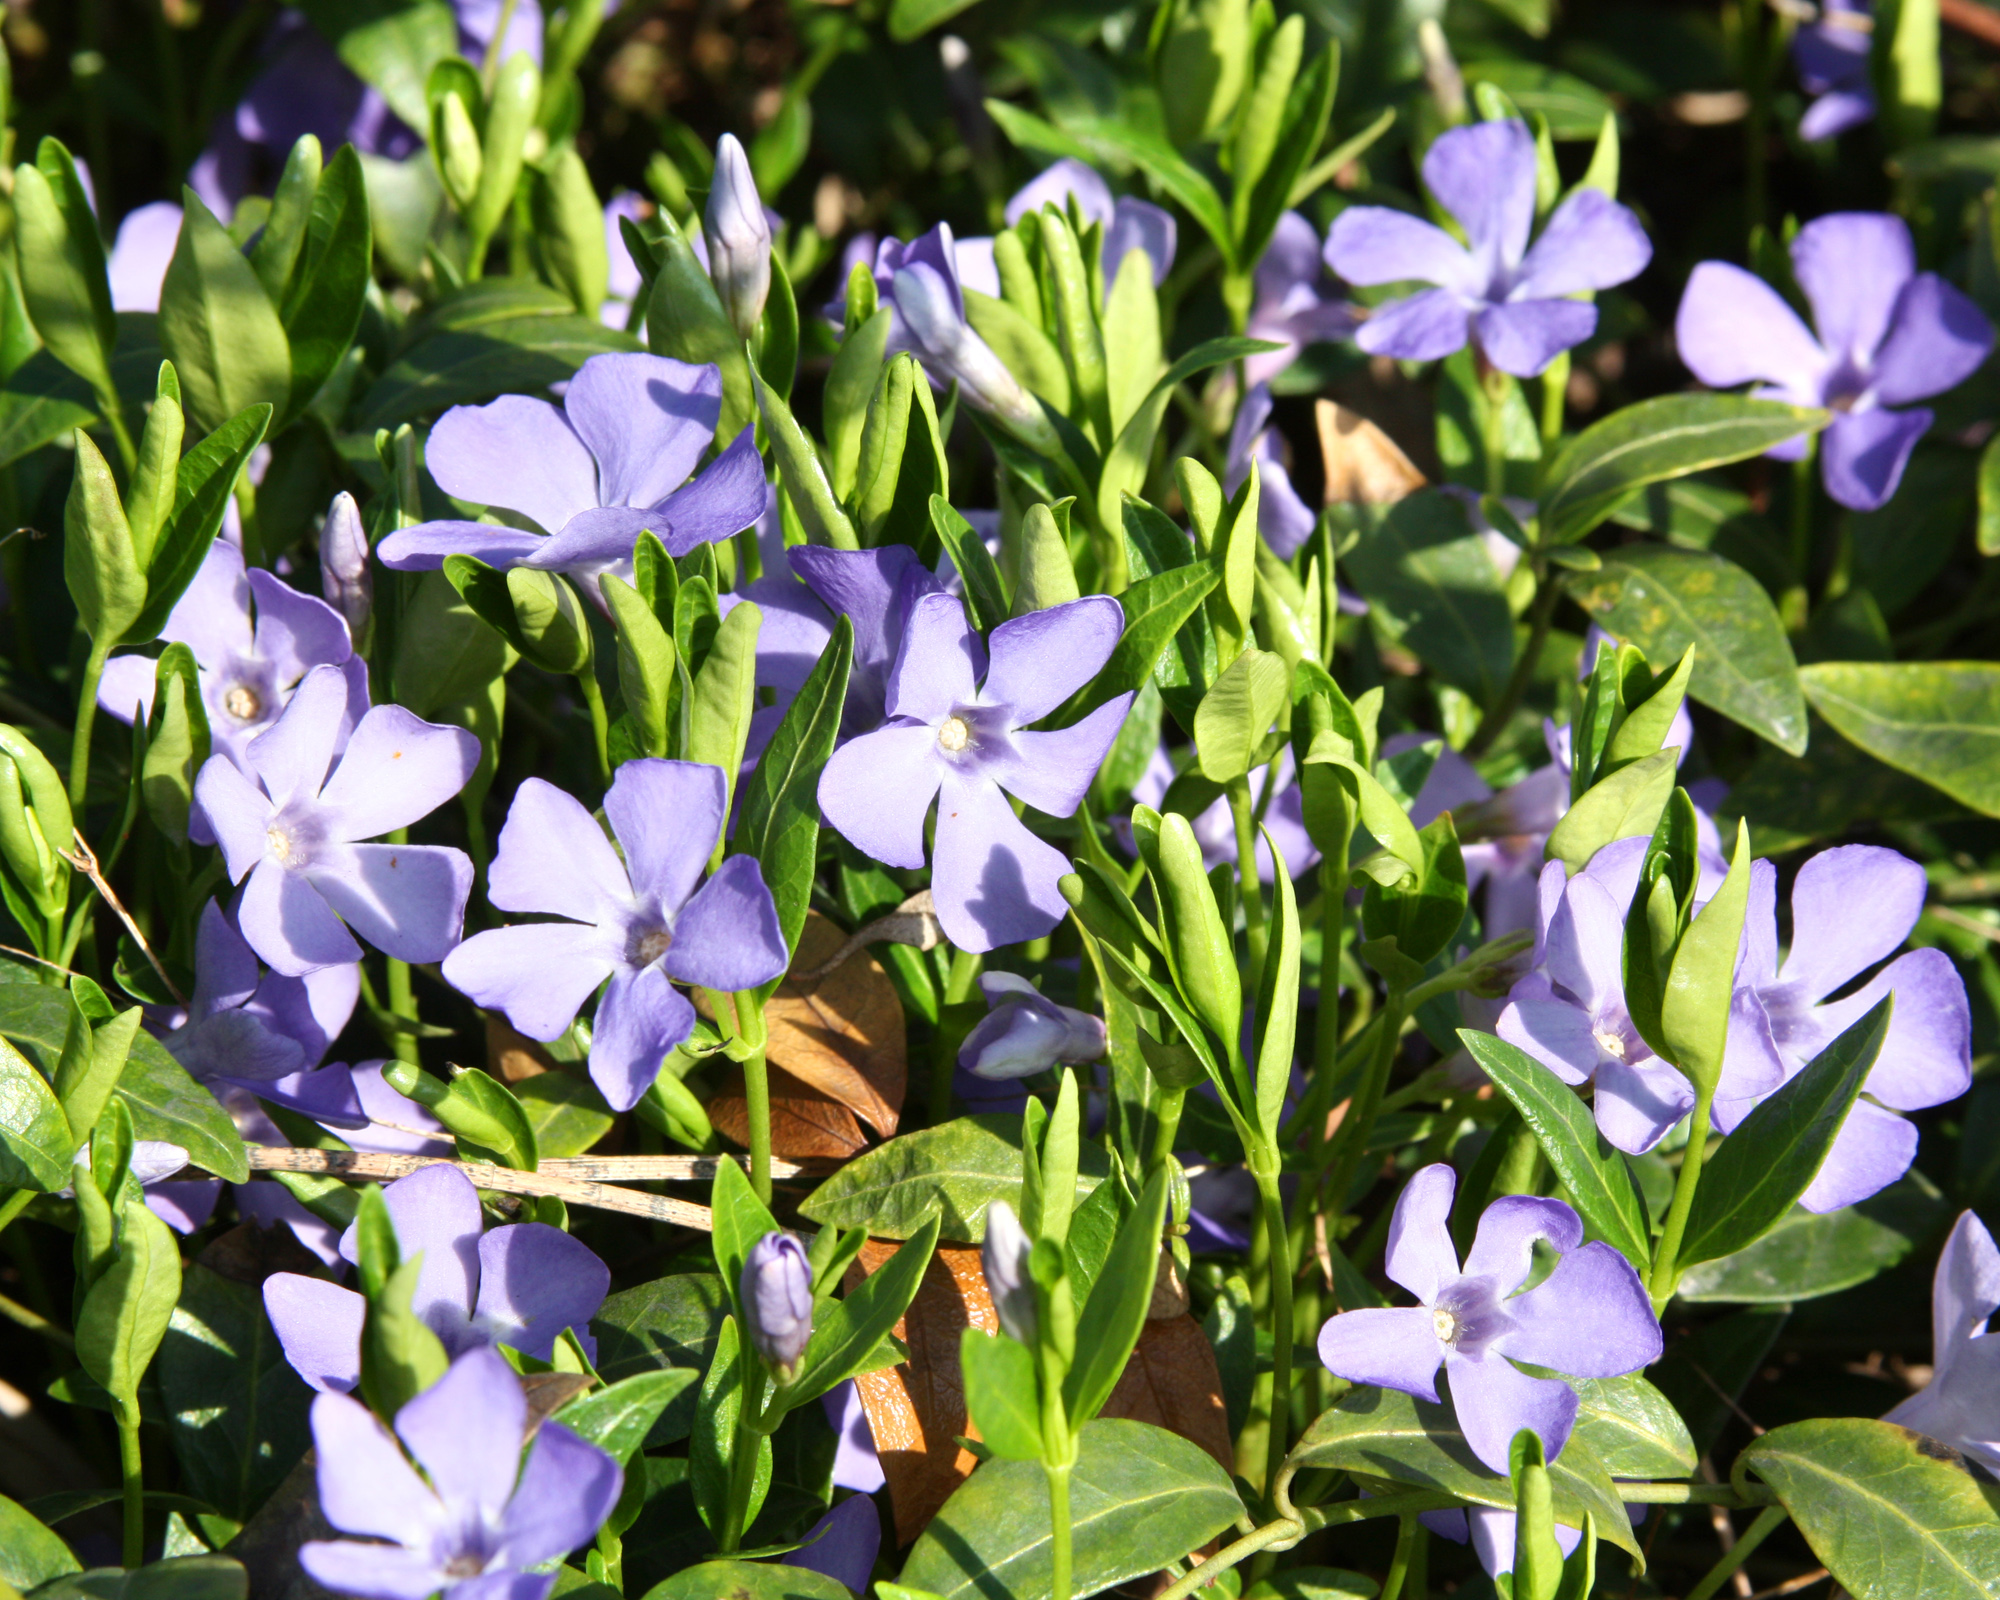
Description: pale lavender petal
1356,288,1473,363
788,543,940,708
502,1420,623,1566
1258,210,1325,304
239,859,363,976
1495,978,1597,1087
97,652,160,725
1798,1097,1918,1212
475,1225,610,1359
1800,89,1876,141
109,201,184,312
265,1273,367,1393
1740,858,1780,985
660,854,789,992
425,395,598,535
317,707,479,843
308,842,472,964
1716,988,1787,1126
887,592,983,723
487,776,631,922
605,758,725,913
1423,119,1537,269
1328,209,1476,290
1547,876,1625,1014
341,1163,482,1330
239,1181,344,1265
300,1543,449,1600
1926,1211,2000,1386
590,962,697,1111
1792,212,1912,367
1594,1055,1697,1155
1462,1196,1583,1293
1884,1335,2000,1475
1675,262,1828,394
655,427,768,555
1257,452,1319,559
1446,1351,1578,1475
172,1009,306,1083
147,1179,222,1233
1468,1507,1584,1578
1476,300,1598,378
1821,405,1930,511
564,352,722,509
1501,1241,1661,1376
784,1495,881,1595
733,573,831,699
191,897,260,1015
244,663,349,807
248,569,352,687
1105,197,1176,285
982,595,1126,723
442,924,619,1042
239,1064,367,1128
1577,834,1648,917
1384,1162,1461,1302
1317,1306,1446,1402
159,538,255,665
349,1062,453,1156
991,696,1132,818
395,1346,526,1523
1005,160,1115,226
819,724,944,871
1873,273,1995,406
255,958,362,1065
1782,844,1925,999
955,236,999,297
519,505,661,575
432,1575,552,1600
1513,190,1652,298
931,769,1072,952
823,1380,886,1492
374,523,552,572
309,1388,441,1540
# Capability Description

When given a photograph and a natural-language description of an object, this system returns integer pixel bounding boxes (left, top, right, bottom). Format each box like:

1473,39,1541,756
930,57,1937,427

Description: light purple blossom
1718,845,1972,1212
1884,1211,2000,1471
1675,213,1993,510
320,492,373,641
440,760,789,1112
1126,744,1320,882
1793,0,1877,141
1225,385,1319,559
375,352,768,589
743,1232,814,1382
602,191,648,329
953,158,1178,297
959,973,1107,1082
1422,1505,1584,1579
818,593,1131,952
1325,119,1651,378
301,1344,620,1600
1316,1163,1661,1473
783,1495,883,1596
981,1198,1037,1345
263,1163,610,1394
1245,211,1358,387
821,1380,888,1493
195,664,479,976
108,201,183,313
785,544,945,735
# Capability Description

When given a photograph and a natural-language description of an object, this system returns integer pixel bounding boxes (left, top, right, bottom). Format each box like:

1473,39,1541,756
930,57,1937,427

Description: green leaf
0,1493,81,1589
1096,337,1278,532
556,1369,699,1466
30,1557,249,1600
754,365,858,550
687,601,761,830
1539,396,1826,546
0,1034,72,1192
800,1114,1110,1241
276,144,371,425
1070,563,1217,722
78,1192,183,1409
1099,251,1161,437
142,642,210,847
1801,660,2000,817
1064,1166,1169,1427
63,428,144,647
0,359,96,469
1242,1569,1378,1599
1677,1174,1947,1303
1458,1030,1650,1269
960,1327,1044,1458
127,402,272,646
12,145,116,402
1566,1374,1697,1478
1193,647,1288,783
296,0,455,129
1659,819,1751,1094
1742,1418,2000,1600
434,1065,539,1170
825,304,891,502
1567,545,1806,755
1287,1388,1641,1561
930,499,1009,635
602,574,677,758
593,1272,728,1441
900,1418,1243,1598
1360,812,1468,968
642,1563,849,1600
710,1155,782,1314
158,191,292,436
512,1072,615,1158
646,215,751,445
1978,432,2000,556
689,1316,770,1535
1342,490,1516,704
1677,998,1891,1269
1254,831,1302,1141
1544,747,1678,874
888,0,985,40
792,1212,940,1405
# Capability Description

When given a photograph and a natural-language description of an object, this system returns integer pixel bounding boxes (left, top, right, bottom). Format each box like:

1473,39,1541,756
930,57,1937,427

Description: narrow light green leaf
158,191,292,435
78,1193,182,1408
959,1328,1042,1458
1064,1166,1168,1426
1545,747,1678,873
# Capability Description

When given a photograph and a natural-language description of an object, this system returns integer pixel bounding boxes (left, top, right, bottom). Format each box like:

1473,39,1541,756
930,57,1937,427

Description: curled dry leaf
848,1239,1232,1545
487,1014,556,1082
1317,398,1426,505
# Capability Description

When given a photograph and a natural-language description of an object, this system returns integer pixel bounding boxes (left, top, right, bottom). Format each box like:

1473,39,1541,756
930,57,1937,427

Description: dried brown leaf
1317,398,1426,505
709,1060,871,1159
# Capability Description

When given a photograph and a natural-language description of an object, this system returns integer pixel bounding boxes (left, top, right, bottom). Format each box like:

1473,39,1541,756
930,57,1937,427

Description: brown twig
792,890,941,981
1747,1572,1830,1600
0,943,85,981
58,829,185,1004
1942,0,2000,47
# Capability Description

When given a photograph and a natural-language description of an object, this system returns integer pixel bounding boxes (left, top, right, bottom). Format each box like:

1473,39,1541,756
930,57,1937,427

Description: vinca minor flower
958,972,1106,1082
743,1231,814,1383
817,592,1132,952
301,1345,621,1600
952,158,1178,297
1793,0,1877,141
264,1163,610,1394
1225,383,1319,559
1325,118,1651,377
320,491,373,641
1884,1210,2000,1471
1316,1164,1661,1473
441,759,789,1111
1245,211,1358,388
1675,213,1993,510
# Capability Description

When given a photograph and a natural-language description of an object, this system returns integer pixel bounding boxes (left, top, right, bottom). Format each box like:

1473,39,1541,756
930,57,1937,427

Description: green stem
1379,1515,1420,1600
1146,1086,1186,1181
930,946,982,1124
481,0,523,82
1463,560,1559,759
382,831,422,1064
575,669,612,787
1742,0,1770,243
1481,366,1512,499
0,1188,34,1244
735,993,772,1204
718,1362,768,1553
1538,352,1568,453
1251,1153,1295,1498
1309,838,1350,1147
0,1287,72,1347
1045,1460,1074,1600
69,638,111,810
95,380,139,478
1227,776,1268,982
1322,989,1408,1227
1684,1504,1790,1600
1648,1082,1716,1308
118,1401,144,1568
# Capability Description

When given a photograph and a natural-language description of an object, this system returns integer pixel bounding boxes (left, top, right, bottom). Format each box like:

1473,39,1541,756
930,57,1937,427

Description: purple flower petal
147,1179,222,1233
1462,1196,1583,1293
1468,1507,1584,1578
788,545,942,728
1927,1211,2000,1384
97,652,159,725
819,724,945,871
1593,1055,1697,1155
1423,119,1537,271
239,857,363,976
1800,89,1877,140
160,538,255,666
783,1495,882,1595
991,697,1132,818
887,593,984,723
1814,948,1972,1111
248,568,351,688
1476,299,1598,378
1106,197,1177,285
317,707,480,844
656,427,768,556
981,596,1125,724
1873,273,1995,407
1546,877,1624,1014
1005,159,1115,226
823,1380,887,1492
1792,212,1912,369
1494,978,1599,1087
1798,1096,1918,1211
192,898,261,1013
264,1273,367,1393
309,842,472,965
1781,844,1925,1000
300,1541,451,1600
1821,405,1930,510
661,854,789,992
1356,288,1474,363
1317,1306,1447,1402
1445,1350,1578,1475
605,759,725,913
309,1387,439,1540
426,395,598,536
1327,209,1477,291
487,776,632,922
733,576,833,700
589,962,697,1111
245,663,350,807
502,1420,623,1567
109,202,183,313
1675,261,1827,395
515,506,660,577
563,353,721,510
1384,1163,1461,1302
474,1224,611,1359
1502,1241,1661,1376
443,923,620,1042
375,523,553,573
340,1164,482,1333
255,958,362,1067
930,769,1072,952
349,1062,452,1156
395,1344,526,1523
1512,189,1652,299
240,1064,368,1128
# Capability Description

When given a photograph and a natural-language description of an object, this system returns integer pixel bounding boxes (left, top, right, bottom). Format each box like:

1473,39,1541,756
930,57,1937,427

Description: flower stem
1145,1086,1186,1182
1538,352,1568,453
718,1360,767,1553
68,638,111,811
1044,1459,1074,1600
1251,1153,1296,1498
1463,559,1559,759
1684,1504,1789,1600
1228,776,1267,983
734,993,773,1205
930,945,982,1125
1379,1514,1421,1600
1648,1082,1717,1308
383,828,422,1066
118,1400,144,1568
0,1189,33,1246
1481,366,1512,499
575,668,612,787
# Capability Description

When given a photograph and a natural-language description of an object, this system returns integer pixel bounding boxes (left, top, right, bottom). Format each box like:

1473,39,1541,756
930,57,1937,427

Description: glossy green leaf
1544,747,1678,873
1568,545,1807,755
642,1563,849,1600
0,1033,72,1192
0,359,96,469
710,1155,783,1319
296,0,455,129
30,1557,249,1600
12,145,116,402
755,365,858,550
1193,647,1288,782
930,498,1009,635
793,1212,940,1405
1660,820,1752,1093
127,401,273,646
1254,831,1302,1140
690,1316,771,1536
960,1326,1043,1458
1065,1166,1169,1426
1241,1569,1378,1599
512,1072,615,1158
1074,562,1215,723
63,428,144,646
1677,1174,1947,1303
142,643,210,846
594,1273,728,1442
557,1369,699,1466
825,303,892,501
687,600,761,831
901,1418,1243,1598
1096,337,1278,531
0,1492,81,1589
78,1192,183,1410
1566,1374,1697,1478
276,144,371,424
158,190,292,435
1360,812,1468,969
1801,661,2000,817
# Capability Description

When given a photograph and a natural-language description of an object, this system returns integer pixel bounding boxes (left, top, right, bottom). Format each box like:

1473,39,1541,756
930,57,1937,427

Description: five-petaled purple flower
376,351,768,591
953,158,1178,299
818,592,1132,952
1245,211,1358,388
441,759,789,1112
959,972,1107,1082
1326,119,1651,377
1676,212,1993,510
1316,1163,1661,1473
1718,845,1972,1212
1793,0,1877,141
264,1163,610,1394
1883,1210,2000,1472
301,1344,621,1600
196,665,478,977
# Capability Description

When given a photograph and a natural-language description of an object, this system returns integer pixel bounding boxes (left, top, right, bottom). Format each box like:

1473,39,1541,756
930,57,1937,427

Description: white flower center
1594,1026,1628,1061
223,684,262,721
1432,1304,1460,1346
937,715,971,753
266,827,292,863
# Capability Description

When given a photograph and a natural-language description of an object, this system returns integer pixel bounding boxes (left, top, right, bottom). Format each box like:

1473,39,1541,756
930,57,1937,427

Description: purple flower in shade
1794,0,1877,140
1717,846,1972,1212
820,1381,887,1493
1884,1211,2000,1471
1126,744,1320,881
1225,386,1319,559
374,352,768,590
817,593,1132,953
602,191,648,329
1675,214,1994,511
785,544,945,735
108,201,183,312
195,664,479,977
981,1199,1037,1345
1325,119,1652,378
1316,1163,1661,1474
743,1233,814,1383
1422,1506,1584,1579
263,1163,611,1394
440,760,789,1112
958,973,1107,1082
783,1495,883,1596
1245,211,1359,387
300,1345,621,1600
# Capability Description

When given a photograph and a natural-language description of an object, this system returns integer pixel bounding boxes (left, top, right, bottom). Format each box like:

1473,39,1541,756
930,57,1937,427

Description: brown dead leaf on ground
1317,398,1426,505
848,1238,1231,1544
708,1061,870,1158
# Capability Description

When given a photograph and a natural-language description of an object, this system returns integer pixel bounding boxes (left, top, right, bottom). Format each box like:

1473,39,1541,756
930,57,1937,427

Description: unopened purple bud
320,492,372,640
959,979,1107,1082
706,134,772,340
981,1199,1037,1345
743,1231,813,1382
893,261,1060,454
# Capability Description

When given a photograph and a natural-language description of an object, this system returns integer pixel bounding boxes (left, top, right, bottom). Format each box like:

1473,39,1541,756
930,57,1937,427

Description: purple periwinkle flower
743,1232,814,1383
263,1163,611,1394
375,352,768,589
1718,845,1972,1212
1794,0,1877,141
1245,211,1358,388
821,1380,887,1492
1422,1506,1585,1580
441,760,789,1112
786,543,945,735
706,134,773,339
782,1494,882,1597
1127,744,1320,881
1675,213,1993,510
958,973,1107,1082
1326,119,1651,378
301,1345,620,1600
602,191,648,329
196,665,478,977
1316,1163,1661,1473
1883,1211,2000,1471
982,158,1177,291
982,1198,1037,1346
320,492,373,642
1225,386,1319,559
818,592,1132,952
108,201,183,313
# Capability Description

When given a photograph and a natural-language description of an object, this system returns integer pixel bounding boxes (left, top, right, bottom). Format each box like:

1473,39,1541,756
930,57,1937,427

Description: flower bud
435,90,483,211
320,492,372,642
892,257,1060,455
959,976,1106,1082
743,1231,814,1383
705,134,772,340
981,1199,1037,1346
